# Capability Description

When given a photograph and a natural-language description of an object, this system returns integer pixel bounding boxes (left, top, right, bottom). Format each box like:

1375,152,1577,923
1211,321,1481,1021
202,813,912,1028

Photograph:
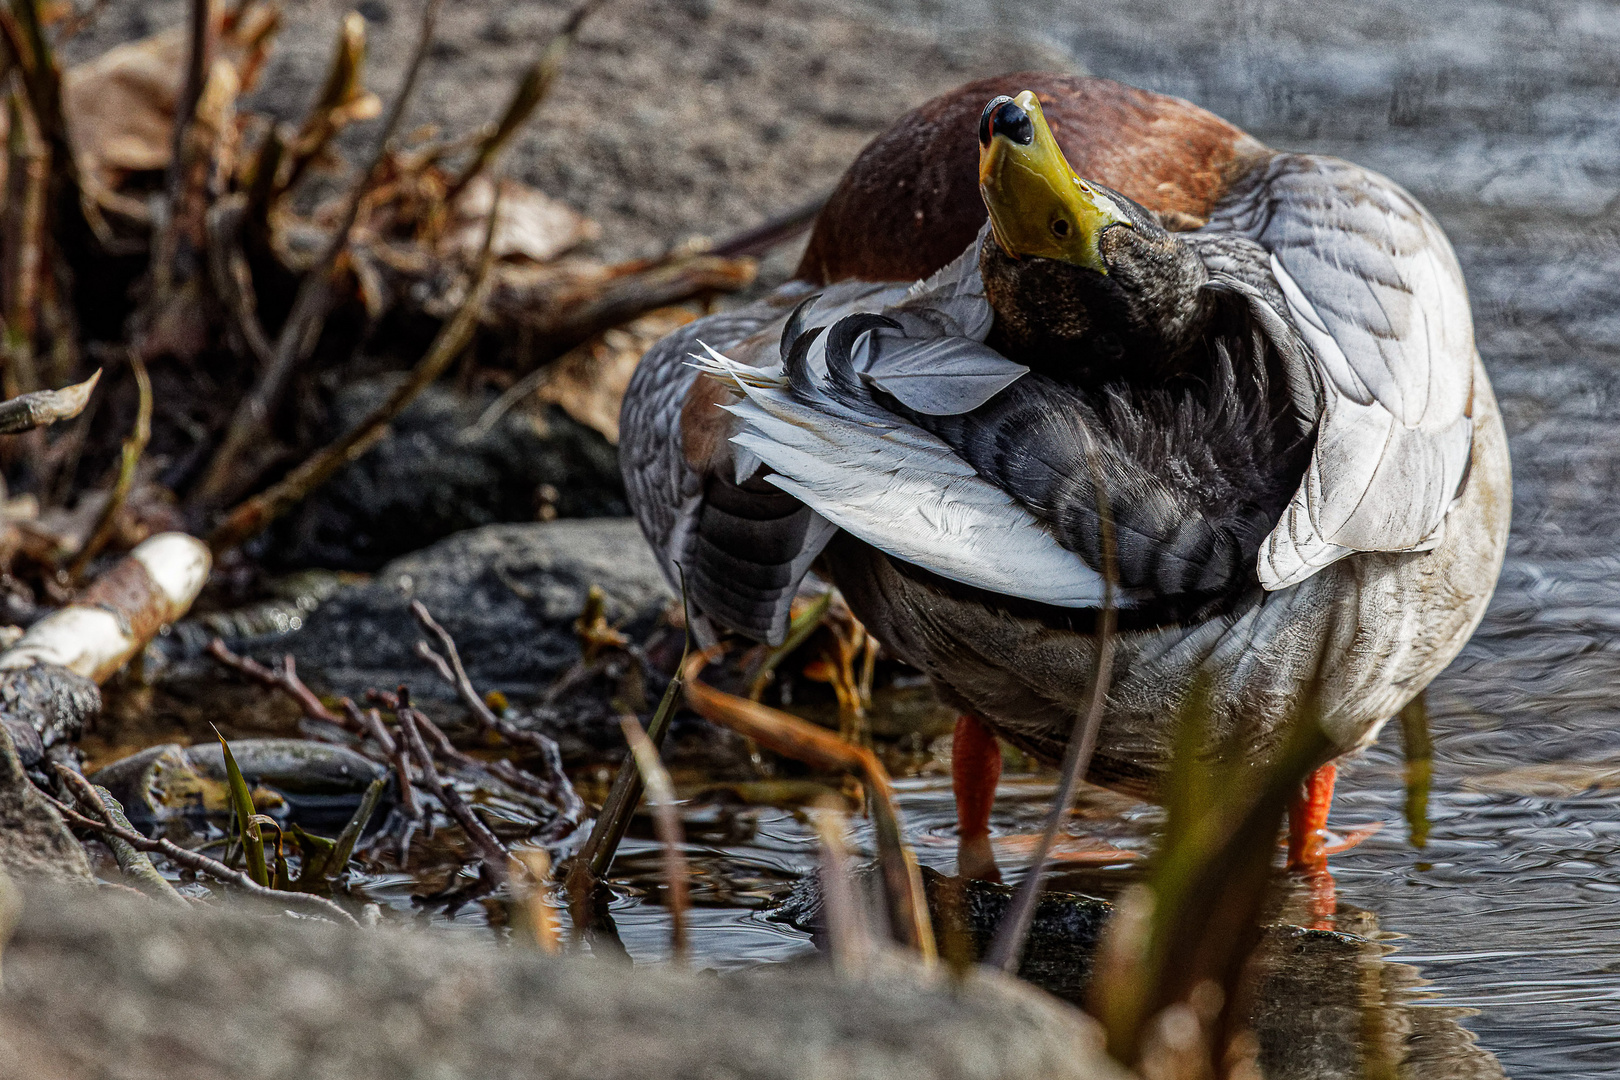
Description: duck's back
797,72,1270,285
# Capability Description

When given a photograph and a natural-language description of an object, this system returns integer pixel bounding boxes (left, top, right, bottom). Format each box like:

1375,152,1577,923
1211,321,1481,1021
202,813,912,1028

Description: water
540,4,1620,1076
105,1,1620,1074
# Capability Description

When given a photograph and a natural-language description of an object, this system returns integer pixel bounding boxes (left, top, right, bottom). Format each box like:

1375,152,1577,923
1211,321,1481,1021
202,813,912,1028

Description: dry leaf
532,307,696,443
62,4,278,198
444,175,599,264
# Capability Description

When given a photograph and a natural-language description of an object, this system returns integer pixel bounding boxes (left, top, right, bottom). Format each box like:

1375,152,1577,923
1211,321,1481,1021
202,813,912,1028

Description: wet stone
280,518,672,701
0,723,93,886
163,518,673,705
259,378,627,573
0,663,101,771
91,739,388,833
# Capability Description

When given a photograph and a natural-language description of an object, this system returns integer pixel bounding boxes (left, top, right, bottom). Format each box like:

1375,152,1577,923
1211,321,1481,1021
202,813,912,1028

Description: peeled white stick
0,533,211,684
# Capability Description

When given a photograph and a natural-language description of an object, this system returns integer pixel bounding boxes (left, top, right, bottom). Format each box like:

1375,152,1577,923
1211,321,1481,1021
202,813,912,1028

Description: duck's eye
978,96,1033,147
1050,218,1071,238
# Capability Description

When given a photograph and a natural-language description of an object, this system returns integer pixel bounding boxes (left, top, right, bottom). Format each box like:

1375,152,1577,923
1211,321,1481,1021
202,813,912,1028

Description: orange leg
1287,761,1338,869
1287,762,1339,928
953,714,1002,882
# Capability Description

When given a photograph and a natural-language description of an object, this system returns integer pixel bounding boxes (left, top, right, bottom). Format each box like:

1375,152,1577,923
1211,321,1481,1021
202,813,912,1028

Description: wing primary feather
785,325,826,398
824,313,902,399
780,293,823,360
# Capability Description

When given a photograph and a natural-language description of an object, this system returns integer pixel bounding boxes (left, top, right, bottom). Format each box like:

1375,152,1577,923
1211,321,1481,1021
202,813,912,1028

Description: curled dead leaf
443,175,599,264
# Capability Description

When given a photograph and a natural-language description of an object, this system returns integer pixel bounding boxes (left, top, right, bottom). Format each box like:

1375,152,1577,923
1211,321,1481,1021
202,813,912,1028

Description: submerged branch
47,765,358,926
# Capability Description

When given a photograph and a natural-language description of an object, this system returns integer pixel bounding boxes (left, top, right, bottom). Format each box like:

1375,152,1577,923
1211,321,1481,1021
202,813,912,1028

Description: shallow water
513,4,1620,1077
100,2,1620,1075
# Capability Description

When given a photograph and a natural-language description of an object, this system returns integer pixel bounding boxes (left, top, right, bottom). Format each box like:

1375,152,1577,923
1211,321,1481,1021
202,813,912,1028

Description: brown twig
681,649,935,962
0,368,97,432
46,766,358,926
205,196,276,365
205,172,497,551
396,689,562,811
395,693,509,880
205,638,354,732
278,13,377,198
69,354,151,578
193,0,445,511
443,0,606,205
408,599,582,824
619,716,690,962
2,85,45,399
150,0,212,297
708,193,829,259
341,697,397,756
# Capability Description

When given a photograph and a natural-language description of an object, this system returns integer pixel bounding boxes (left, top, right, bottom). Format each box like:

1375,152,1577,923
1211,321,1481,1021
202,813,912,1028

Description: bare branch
47,765,358,926
193,0,446,511
205,174,496,551
0,368,97,433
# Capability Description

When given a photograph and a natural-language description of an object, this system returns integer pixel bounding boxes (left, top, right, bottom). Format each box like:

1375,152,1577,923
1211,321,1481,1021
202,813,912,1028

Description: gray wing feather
1205,154,1475,589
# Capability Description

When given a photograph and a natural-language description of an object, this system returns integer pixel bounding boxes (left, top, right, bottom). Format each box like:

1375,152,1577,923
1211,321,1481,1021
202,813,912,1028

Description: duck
619,72,1511,883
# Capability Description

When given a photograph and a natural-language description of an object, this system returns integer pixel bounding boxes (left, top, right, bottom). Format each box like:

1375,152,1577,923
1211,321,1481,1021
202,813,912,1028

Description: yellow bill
977,90,1131,272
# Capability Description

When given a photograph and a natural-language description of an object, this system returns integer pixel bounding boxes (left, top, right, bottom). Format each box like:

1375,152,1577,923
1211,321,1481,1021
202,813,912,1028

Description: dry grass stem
810,800,872,976
681,649,935,962
515,848,561,954
620,716,690,962
987,450,1119,973
69,354,151,577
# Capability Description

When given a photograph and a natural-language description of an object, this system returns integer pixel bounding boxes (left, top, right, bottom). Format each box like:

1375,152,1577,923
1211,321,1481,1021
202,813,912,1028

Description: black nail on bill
979,96,1034,148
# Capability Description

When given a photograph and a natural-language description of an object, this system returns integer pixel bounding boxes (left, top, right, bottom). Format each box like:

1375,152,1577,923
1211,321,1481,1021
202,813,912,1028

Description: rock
0,725,92,886
769,871,1504,1080
90,739,388,833
1,882,1129,1080
0,663,101,771
278,518,672,701
261,377,626,572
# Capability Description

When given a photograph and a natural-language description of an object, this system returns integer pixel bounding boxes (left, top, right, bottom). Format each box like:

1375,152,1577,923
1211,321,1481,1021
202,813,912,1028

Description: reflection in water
355,772,1524,1080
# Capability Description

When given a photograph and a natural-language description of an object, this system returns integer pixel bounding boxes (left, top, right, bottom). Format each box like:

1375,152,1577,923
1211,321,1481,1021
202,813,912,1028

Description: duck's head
977,91,1212,380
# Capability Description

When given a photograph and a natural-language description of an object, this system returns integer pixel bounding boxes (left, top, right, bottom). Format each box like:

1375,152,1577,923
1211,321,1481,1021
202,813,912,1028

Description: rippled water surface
500,4,1620,1078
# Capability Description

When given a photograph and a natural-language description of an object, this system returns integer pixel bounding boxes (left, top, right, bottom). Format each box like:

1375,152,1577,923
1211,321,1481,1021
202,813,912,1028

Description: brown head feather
797,72,1270,285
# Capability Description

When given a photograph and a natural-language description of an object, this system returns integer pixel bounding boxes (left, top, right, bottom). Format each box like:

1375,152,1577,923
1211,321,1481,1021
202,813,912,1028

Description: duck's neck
979,236,1216,387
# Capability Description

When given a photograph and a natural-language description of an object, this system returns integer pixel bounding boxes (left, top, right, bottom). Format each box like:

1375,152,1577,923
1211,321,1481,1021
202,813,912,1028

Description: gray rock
260,518,672,703
91,739,389,833
0,882,1128,1080
0,726,92,886
262,377,626,572
0,664,100,771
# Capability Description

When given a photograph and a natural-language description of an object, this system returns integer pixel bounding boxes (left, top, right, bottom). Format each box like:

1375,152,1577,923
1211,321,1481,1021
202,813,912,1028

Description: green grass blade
323,776,386,884
214,726,270,887
1398,694,1433,848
